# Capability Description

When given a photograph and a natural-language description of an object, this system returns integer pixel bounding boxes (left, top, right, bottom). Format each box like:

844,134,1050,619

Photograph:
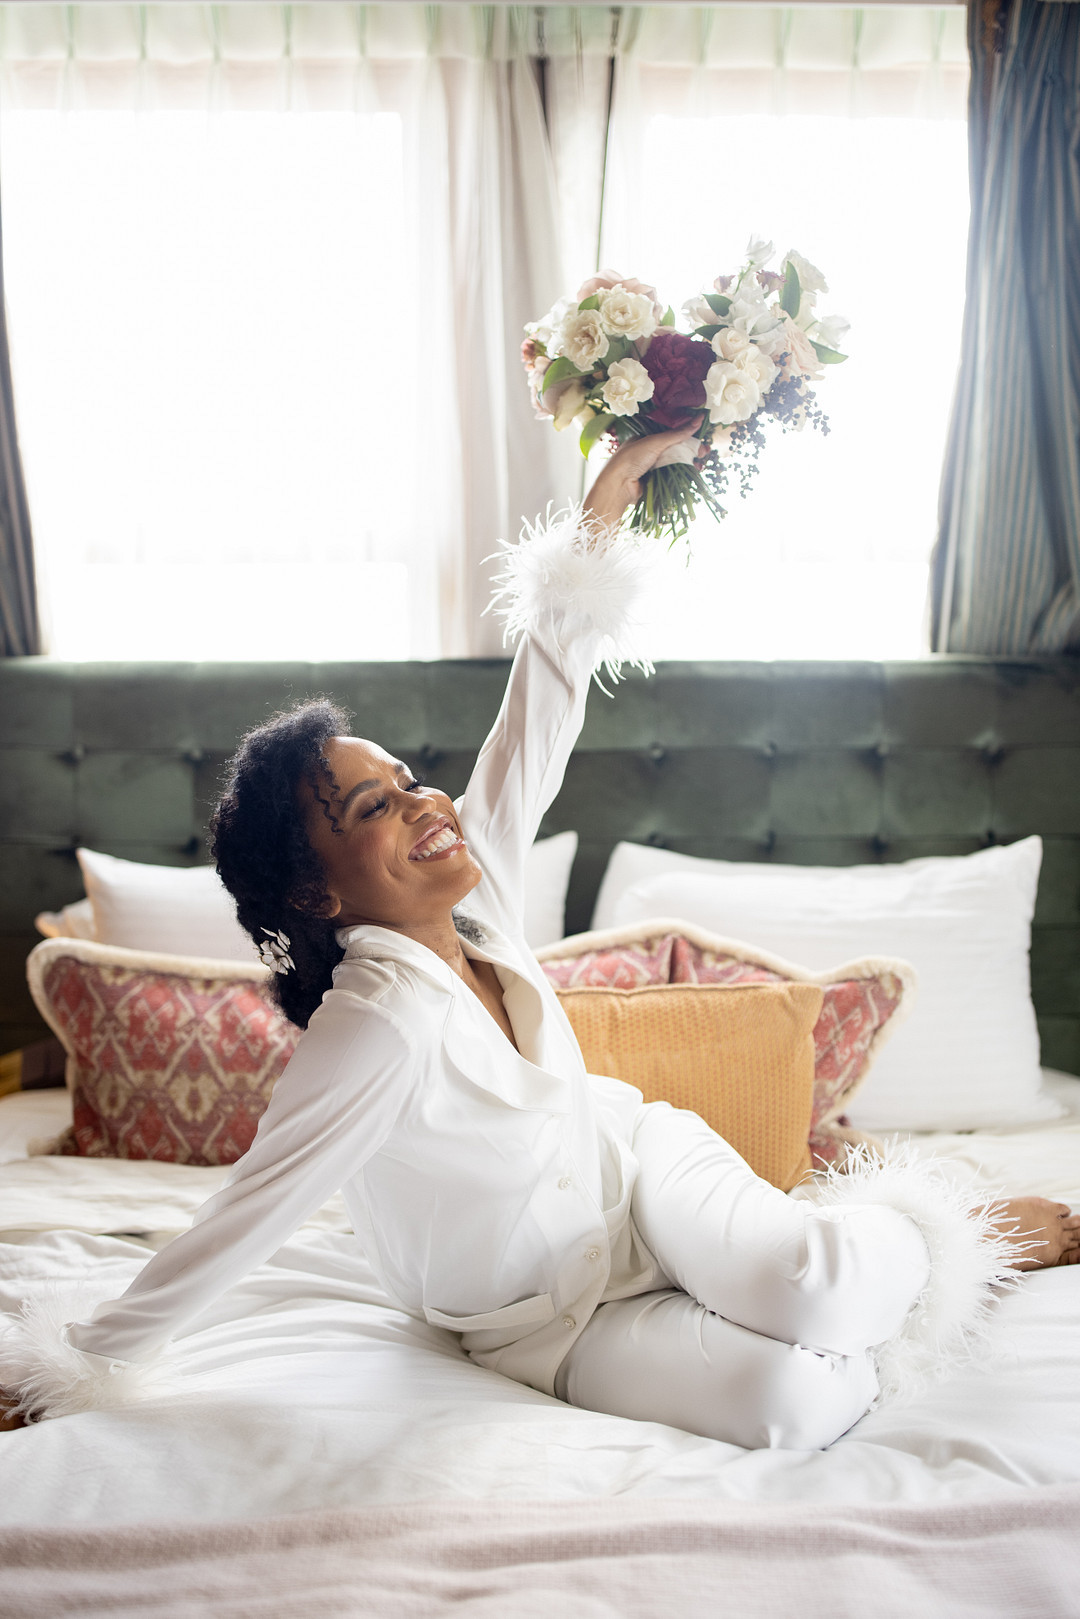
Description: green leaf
541,355,583,395
810,341,848,365
661,306,676,326
781,263,801,318
602,336,632,366
579,411,616,457
704,292,731,316
696,324,723,341
578,294,601,312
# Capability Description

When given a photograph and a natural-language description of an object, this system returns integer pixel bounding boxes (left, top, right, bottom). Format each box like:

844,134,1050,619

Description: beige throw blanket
3,1488,1079,1618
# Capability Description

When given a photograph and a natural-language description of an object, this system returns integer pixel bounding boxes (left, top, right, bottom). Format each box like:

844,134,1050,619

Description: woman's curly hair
210,698,352,1029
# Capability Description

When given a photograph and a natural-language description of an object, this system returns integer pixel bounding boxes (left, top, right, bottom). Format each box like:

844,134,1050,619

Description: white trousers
555,1104,932,1451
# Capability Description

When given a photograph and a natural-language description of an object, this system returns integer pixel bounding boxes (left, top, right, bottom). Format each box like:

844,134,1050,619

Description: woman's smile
409,818,467,862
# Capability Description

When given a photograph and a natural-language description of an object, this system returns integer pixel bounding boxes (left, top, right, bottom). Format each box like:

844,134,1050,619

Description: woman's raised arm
456,426,698,935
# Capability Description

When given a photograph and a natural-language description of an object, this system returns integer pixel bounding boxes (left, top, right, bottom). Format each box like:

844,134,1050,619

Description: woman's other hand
582,419,704,539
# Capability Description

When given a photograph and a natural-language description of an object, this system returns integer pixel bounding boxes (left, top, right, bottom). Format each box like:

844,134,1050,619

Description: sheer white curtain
0,4,574,658
545,5,971,660
0,4,969,661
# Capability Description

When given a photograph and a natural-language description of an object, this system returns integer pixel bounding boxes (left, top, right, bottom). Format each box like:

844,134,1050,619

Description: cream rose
597,288,657,343
711,327,750,362
704,360,761,427
553,308,607,369
527,296,573,351
601,357,655,417
734,342,778,393
777,313,824,380
576,270,664,324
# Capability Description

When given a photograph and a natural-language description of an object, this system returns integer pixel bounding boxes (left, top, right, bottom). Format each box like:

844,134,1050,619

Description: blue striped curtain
0,186,39,658
931,0,1080,654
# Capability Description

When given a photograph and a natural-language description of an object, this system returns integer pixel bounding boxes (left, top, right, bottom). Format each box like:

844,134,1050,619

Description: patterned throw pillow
26,939,299,1165
537,921,914,1169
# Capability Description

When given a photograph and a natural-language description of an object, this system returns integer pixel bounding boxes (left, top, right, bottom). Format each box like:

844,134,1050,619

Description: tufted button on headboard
1,655,1078,1073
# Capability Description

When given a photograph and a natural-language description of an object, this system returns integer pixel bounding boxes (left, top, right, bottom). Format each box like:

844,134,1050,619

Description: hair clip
258,927,295,975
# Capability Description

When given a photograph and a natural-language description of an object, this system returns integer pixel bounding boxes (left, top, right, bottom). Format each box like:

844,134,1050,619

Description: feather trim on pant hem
808,1142,1025,1406
0,1292,184,1422
485,503,654,689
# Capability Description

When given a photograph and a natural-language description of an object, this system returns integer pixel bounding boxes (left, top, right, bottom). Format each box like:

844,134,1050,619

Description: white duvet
2,1080,1079,1528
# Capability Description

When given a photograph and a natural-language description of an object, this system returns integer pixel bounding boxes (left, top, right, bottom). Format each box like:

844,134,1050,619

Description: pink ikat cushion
26,938,299,1165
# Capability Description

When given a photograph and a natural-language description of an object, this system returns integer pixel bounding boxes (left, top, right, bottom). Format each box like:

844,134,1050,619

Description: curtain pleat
931,0,1080,654
0,182,39,658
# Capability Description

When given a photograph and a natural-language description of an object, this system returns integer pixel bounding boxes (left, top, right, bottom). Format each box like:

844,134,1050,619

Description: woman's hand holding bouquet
522,238,849,544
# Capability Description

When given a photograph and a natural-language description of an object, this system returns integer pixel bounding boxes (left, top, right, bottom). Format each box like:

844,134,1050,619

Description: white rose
705,360,761,427
527,296,573,350
745,235,775,270
601,357,655,417
682,295,716,329
783,250,828,296
734,342,778,393
597,287,657,342
812,313,851,351
552,380,589,431
711,327,750,361
552,308,607,368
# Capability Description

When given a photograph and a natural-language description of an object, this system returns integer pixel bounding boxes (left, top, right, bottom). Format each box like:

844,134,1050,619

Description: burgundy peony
640,331,714,430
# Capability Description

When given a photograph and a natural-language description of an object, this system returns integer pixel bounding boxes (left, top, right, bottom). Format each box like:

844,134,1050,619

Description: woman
3,428,1078,1447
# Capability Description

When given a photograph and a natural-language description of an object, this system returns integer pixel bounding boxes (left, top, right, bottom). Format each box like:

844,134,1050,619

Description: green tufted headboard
1,655,1078,1072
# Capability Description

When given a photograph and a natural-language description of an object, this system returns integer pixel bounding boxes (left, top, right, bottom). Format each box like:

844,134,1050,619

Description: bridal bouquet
521,238,849,543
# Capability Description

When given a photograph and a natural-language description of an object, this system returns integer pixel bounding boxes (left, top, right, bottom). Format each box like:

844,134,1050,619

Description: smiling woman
2,432,1072,1451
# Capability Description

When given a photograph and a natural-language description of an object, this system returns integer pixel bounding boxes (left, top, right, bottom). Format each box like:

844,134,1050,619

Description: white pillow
592,836,1059,1133
76,848,256,961
36,833,579,960
522,830,578,949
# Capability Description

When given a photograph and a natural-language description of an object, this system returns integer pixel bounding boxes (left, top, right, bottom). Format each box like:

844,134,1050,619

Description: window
2,109,413,659
601,112,969,660
0,7,970,661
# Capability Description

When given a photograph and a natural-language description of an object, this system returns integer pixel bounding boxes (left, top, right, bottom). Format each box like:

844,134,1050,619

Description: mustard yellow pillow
557,982,823,1192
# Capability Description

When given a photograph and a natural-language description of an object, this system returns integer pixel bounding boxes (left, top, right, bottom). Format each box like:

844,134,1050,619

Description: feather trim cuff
485,503,653,687
809,1143,1021,1406
0,1293,184,1422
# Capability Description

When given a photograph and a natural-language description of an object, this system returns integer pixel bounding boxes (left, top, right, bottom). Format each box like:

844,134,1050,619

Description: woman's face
297,736,482,930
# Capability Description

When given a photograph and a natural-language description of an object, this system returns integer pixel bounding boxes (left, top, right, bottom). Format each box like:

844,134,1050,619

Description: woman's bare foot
993,1197,1080,1269
0,1393,26,1431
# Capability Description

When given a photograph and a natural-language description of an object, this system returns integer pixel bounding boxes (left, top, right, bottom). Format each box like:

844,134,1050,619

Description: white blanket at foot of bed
1,1078,1079,1528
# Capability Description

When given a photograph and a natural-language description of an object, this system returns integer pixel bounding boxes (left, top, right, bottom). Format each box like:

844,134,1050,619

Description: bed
1,1071,1080,1613
2,654,1080,1614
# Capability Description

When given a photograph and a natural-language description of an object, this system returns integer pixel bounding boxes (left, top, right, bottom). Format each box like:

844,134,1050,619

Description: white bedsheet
1,1078,1079,1527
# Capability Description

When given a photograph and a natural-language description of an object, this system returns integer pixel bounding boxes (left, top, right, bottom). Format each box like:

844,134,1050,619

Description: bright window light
603,114,970,660
2,105,968,661
1,110,411,660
